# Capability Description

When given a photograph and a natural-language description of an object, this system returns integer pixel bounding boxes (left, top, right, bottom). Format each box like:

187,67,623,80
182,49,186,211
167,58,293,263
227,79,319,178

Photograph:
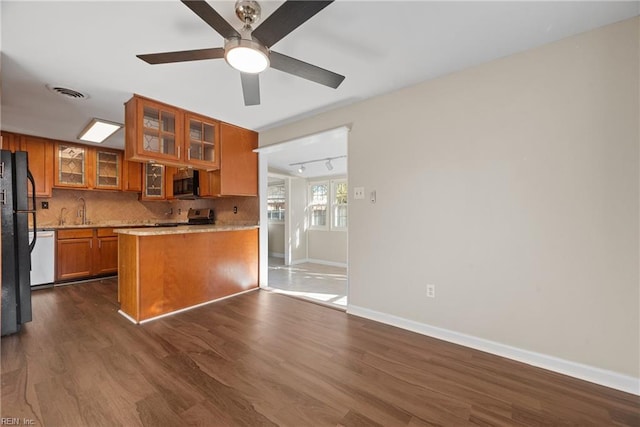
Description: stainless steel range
186,208,214,225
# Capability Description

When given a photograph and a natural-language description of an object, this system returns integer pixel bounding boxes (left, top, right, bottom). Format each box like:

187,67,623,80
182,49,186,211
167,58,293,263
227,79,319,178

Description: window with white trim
309,182,328,229
308,180,348,231
331,180,348,230
267,183,285,222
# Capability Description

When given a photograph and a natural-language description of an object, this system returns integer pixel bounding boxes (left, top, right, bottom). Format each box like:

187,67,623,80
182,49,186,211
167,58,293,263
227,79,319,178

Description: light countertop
114,224,258,236
37,221,165,230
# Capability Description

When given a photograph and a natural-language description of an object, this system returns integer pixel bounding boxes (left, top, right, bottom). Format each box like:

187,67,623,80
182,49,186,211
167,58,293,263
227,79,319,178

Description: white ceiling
264,126,348,178
1,0,638,159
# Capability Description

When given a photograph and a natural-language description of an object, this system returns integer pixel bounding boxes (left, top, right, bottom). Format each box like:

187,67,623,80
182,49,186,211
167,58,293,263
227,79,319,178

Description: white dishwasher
28,229,55,286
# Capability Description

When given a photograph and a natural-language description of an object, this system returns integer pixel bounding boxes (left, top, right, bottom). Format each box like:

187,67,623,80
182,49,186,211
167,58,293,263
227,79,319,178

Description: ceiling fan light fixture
225,38,269,74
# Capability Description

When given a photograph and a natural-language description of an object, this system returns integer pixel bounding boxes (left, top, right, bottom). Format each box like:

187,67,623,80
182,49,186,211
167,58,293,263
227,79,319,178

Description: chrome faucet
78,197,87,225
58,207,67,226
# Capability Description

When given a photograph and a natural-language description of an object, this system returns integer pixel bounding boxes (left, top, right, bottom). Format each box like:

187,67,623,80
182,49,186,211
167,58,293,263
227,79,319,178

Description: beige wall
260,17,639,379
308,230,347,265
268,223,285,256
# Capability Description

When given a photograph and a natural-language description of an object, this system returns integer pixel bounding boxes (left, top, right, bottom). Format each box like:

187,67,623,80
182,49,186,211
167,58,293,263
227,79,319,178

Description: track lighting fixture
290,155,346,175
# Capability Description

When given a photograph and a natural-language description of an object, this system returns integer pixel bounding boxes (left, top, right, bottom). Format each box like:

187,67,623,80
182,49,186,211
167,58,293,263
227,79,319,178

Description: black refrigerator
1,149,36,336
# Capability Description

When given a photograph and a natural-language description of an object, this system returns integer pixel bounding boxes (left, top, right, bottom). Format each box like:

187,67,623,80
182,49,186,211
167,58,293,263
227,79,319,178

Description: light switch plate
354,187,365,199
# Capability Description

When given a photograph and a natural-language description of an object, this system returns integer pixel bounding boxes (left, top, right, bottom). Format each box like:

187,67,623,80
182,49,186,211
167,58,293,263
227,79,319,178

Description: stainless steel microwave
172,169,200,199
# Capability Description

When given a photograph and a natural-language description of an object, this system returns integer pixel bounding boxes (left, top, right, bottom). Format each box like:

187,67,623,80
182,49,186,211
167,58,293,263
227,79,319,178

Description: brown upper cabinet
125,94,220,170
206,123,258,197
54,142,123,191
4,131,133,195
184,112,220,170
2,132,54,197
1,131,22,152
125,95,182,164
140,163,177,201
94,148,123,190
54,141,93,188
122,158,142,193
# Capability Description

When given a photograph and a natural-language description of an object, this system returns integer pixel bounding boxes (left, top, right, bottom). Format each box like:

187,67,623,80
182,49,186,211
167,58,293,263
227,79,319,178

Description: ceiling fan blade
252,1,333,48
181,0,241,40
241,73,261,106
270,51,345,89
137,47,225,64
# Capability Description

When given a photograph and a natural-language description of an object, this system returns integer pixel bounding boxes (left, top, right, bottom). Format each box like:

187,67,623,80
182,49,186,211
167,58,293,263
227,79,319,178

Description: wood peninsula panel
118,234,138,314
118,228,258,322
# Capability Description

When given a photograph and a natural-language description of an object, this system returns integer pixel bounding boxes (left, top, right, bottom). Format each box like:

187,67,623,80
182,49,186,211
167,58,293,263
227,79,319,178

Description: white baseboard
306,258,348,268
270,252,285,258
287,257,347,268
117,310,138,324
347,304,639,396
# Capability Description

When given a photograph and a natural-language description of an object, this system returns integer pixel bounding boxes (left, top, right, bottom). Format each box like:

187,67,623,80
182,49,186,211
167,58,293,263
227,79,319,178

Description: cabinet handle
99,240,102,249
188,148,191,160
178,146,181,159
90,240,93,249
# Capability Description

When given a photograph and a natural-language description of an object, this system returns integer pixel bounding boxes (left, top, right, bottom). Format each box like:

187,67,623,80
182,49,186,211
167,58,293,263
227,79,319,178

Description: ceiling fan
137,0,345,106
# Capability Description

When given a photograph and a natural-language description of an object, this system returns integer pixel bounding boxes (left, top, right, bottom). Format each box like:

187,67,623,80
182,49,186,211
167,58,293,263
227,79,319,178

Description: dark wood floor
2,279,638,426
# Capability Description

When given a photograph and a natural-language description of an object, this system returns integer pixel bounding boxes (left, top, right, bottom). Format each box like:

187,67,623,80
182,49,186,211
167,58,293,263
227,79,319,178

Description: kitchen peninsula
115,224,258,323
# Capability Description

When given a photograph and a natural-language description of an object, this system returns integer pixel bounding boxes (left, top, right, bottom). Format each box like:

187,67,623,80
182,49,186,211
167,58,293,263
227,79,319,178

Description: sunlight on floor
268,258,347,309
270,288,338,302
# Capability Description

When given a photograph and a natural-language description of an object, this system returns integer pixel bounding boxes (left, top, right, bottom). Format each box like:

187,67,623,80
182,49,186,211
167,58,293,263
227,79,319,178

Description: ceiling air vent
46,85,88,100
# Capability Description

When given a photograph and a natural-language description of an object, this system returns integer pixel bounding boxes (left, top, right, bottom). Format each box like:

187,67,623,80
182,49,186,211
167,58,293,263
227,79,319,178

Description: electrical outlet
354,187,365,199
233,206,238,214
426,284,435,298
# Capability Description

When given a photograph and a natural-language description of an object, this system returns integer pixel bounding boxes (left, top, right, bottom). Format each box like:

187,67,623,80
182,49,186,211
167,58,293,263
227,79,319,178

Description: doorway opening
258,127,349,309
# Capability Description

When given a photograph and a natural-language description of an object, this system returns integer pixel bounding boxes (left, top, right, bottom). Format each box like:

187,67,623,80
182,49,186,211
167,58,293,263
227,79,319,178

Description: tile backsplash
36,188,259,227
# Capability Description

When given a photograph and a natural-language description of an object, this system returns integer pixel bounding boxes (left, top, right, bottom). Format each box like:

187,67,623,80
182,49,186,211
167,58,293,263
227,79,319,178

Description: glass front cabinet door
142,105,178,159
142,163,165,200
128,96,183,163
185,112,220,170
54,143,88,188
95,149,122,190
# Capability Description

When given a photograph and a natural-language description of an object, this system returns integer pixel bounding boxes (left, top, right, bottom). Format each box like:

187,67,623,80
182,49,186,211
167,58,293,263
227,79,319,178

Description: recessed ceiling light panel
78,118,122,143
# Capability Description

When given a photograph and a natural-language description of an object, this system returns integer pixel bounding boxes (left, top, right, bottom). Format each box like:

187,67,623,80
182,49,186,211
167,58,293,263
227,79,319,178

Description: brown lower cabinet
56,228,118,282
